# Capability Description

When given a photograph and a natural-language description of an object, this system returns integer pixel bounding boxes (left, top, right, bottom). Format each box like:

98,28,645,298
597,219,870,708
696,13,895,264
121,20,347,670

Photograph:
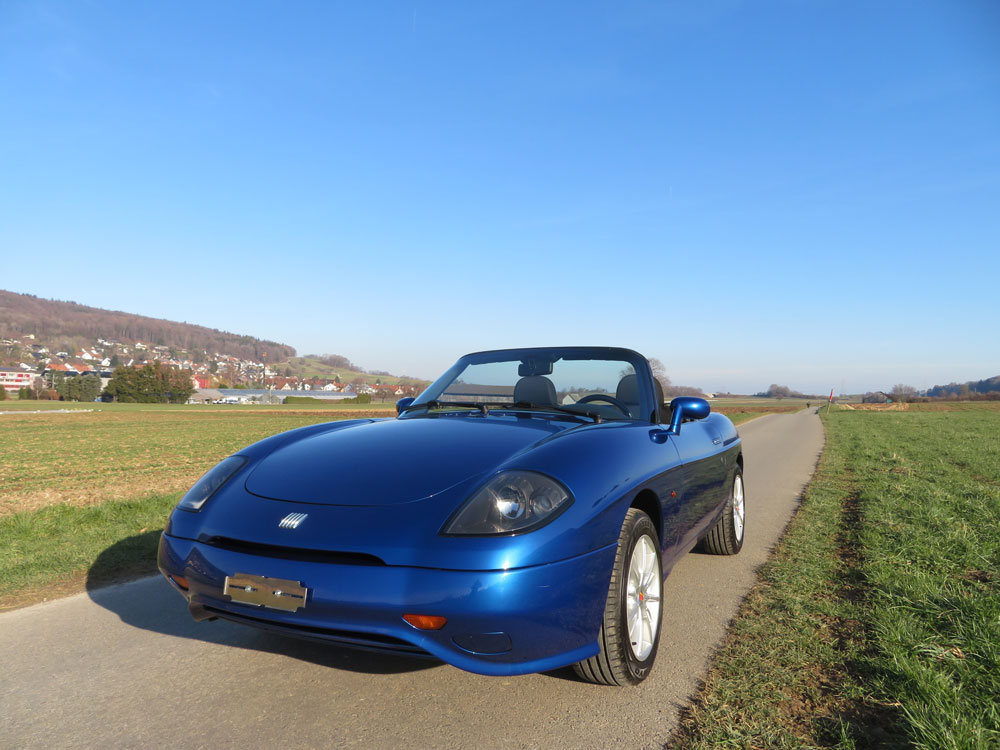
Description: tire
698,465,745,556
574,508,662,686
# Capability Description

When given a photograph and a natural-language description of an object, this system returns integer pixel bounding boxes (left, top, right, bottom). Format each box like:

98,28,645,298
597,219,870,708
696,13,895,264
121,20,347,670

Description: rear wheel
698,465,745,556
574,508,662,686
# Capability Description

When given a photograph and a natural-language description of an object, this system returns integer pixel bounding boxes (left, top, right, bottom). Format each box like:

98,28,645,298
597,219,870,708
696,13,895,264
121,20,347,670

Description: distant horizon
2,286,993,397
2,3,996,396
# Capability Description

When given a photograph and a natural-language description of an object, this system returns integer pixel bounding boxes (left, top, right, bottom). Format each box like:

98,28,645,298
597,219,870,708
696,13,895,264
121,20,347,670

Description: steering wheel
576,394,632,418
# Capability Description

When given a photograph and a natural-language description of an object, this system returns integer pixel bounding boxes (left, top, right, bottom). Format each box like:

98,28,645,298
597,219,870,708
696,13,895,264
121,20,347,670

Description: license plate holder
224,573,308,612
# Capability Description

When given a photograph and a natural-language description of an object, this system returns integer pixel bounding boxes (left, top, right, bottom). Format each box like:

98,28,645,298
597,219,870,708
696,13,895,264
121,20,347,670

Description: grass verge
670,404,1000,749
0,492,179,611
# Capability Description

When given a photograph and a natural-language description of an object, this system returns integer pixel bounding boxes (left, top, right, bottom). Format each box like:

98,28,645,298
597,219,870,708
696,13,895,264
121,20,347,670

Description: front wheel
698,465,745,556
574,508,662,686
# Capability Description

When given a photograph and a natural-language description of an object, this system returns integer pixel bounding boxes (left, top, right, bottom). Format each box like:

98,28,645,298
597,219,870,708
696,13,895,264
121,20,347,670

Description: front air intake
203,537,386,566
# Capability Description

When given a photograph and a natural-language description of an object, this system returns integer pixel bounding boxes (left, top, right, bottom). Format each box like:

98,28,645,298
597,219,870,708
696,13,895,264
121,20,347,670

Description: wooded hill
0,289,295,362
926,375,1000,398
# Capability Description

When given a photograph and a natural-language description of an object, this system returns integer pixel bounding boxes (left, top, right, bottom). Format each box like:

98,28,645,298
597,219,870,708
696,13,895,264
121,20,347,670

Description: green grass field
671,403,1000,750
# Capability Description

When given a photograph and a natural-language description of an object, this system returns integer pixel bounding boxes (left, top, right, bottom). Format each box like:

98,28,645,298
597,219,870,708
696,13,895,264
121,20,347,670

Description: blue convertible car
159,347,744,685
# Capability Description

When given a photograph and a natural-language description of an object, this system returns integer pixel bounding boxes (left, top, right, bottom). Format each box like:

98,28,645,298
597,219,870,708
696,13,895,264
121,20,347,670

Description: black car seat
615,374,664,421
615,374,641,419
513,375,557,406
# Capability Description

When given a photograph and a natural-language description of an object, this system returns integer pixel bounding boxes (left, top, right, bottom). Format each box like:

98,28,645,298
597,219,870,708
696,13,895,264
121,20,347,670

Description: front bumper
158,533,616,676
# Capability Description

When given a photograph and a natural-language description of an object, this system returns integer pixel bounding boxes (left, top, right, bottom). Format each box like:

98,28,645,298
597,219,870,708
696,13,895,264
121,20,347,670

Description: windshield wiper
400,400,490,416
495,401,603,423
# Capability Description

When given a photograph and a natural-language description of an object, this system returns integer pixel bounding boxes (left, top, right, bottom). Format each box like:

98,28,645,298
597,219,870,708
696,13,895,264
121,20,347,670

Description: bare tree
648,358,672,392
766,384,792,399
891,384,917,402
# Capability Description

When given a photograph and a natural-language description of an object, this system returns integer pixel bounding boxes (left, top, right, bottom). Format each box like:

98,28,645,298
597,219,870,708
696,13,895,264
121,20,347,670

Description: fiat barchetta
158,346,744,685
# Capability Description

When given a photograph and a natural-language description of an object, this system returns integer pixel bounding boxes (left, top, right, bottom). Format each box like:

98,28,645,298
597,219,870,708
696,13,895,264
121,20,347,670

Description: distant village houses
3,329,425,402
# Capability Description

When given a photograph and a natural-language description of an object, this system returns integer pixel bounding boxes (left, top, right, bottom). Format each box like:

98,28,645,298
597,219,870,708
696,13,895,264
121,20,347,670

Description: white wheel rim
626,534,661,661
733,474,745,542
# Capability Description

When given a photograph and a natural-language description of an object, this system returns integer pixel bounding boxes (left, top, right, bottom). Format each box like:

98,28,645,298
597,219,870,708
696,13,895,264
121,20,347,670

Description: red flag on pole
828,388,834,403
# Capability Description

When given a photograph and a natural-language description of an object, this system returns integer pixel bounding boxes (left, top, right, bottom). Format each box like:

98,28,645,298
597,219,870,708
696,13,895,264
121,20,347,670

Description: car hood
243,414,575,506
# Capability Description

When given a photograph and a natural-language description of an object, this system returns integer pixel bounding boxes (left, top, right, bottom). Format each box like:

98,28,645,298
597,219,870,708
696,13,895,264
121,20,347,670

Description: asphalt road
1,409,824,750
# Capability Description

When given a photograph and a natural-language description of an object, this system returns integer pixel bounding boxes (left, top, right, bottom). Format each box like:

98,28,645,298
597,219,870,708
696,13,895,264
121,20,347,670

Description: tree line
53,372,103,402
755,384,823,399
16,363,196,403
863,379,1000,403
103,363,195,403
925,375,1000,399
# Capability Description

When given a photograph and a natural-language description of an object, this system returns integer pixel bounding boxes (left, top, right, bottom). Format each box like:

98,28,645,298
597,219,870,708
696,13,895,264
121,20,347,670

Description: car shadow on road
85,532,437,676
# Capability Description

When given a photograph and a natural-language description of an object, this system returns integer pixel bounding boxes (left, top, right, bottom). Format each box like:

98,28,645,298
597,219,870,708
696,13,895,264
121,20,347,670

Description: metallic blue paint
159,533,616,675
666,396,712,434
158,347,742,676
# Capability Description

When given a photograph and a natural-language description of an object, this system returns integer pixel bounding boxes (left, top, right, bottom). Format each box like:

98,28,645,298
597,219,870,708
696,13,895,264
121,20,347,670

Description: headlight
443,471,573,535
177,456,248,512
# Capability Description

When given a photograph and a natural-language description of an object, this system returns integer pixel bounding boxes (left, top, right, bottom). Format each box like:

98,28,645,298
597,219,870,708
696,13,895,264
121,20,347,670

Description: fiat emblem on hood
278,512,308,529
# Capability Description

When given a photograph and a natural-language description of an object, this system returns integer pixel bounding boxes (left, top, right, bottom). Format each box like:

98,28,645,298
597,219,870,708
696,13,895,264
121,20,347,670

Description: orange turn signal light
169,575,190,591
403,614,448,630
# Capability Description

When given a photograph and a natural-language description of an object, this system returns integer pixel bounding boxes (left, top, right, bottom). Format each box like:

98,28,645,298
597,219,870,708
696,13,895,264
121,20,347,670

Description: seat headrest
616,374,639,405
513,376,557,405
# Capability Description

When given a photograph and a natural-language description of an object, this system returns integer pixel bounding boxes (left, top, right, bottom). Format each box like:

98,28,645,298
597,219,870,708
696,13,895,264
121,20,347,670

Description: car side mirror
396,397,415,415
667,397,710,434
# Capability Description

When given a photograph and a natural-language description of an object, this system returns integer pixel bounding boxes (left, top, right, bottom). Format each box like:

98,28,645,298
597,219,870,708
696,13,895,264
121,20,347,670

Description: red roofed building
41,362,71,389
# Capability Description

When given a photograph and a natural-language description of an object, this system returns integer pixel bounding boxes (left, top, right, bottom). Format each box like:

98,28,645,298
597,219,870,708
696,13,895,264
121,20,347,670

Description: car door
645,434,687,555
668,417,724,550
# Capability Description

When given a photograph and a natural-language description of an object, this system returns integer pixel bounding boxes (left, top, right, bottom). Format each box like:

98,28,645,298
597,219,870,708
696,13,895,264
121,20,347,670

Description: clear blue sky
2,1,997,394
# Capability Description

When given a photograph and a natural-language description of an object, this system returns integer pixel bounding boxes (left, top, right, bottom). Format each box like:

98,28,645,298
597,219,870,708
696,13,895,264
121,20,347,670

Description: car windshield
407,347,653,422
